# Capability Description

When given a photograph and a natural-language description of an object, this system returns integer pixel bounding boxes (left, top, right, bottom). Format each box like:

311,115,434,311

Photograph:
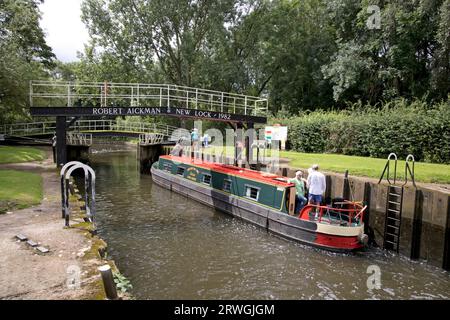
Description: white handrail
29,80,268,116
139,133,165,145
66,132,92,146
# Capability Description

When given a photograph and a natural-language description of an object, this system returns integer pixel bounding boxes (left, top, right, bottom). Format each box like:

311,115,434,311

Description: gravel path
0,150,104,299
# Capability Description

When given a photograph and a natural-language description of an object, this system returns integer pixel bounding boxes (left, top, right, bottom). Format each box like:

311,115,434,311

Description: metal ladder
378,153,416,252
384,185,403,252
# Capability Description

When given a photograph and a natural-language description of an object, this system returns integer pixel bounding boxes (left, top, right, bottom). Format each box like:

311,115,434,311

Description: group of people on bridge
190,128,209,148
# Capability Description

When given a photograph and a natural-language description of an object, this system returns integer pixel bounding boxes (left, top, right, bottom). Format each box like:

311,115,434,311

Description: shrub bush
270,99,450,164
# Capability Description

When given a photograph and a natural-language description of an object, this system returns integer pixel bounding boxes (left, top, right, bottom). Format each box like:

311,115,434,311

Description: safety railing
60,161,96,228
0,119,177,139
0,121,56,136
71,119,177,138
403,154,416,187
30,80,269,116
378,153,398,185
139,133,165,145
66,132,92,146
300,202,367,227
378,152,417,187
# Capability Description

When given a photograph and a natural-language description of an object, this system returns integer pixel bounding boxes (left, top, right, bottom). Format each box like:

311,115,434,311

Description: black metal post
443,196,450,271
52,134,57,163
325,175,332,202
410,189,423,260
343,170,350,200
56,116,67,166
363,182,371,234
98,265,118,300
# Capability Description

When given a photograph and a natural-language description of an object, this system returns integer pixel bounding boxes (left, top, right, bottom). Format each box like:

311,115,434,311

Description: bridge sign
30,106,267,123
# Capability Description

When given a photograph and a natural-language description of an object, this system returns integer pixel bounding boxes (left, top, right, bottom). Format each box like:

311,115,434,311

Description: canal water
90,149,450,300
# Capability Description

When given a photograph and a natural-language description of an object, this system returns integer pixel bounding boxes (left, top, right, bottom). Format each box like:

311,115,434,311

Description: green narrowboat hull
151,160,365,253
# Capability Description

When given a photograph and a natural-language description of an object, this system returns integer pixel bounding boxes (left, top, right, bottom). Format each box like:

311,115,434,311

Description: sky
39,0,90,62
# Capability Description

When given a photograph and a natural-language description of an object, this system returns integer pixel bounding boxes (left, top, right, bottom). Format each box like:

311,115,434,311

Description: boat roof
160,155,294,187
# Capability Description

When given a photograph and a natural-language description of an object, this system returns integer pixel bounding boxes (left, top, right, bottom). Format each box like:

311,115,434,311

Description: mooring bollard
98,265,118,300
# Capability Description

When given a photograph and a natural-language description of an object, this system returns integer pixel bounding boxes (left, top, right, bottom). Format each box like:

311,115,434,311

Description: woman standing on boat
289,171,308,213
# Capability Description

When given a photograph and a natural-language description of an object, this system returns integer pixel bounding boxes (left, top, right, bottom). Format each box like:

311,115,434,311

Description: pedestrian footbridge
17,80,268,165
0,120,180,146
29,81,268,123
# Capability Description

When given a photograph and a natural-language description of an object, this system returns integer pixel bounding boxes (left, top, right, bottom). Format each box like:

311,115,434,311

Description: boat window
177,167,185,176
223,179,232,192
163,163,172,172
245,185,260,201
202,174,212,185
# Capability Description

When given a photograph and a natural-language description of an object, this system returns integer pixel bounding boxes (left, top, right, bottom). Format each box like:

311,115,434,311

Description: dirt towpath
0,150,105,299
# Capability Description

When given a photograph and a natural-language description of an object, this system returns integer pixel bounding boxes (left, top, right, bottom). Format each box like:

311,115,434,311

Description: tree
431,0,450,99
322,0,449,104
249,0,336,113
0,0,55,123
81,0,249,87
78,0,448,115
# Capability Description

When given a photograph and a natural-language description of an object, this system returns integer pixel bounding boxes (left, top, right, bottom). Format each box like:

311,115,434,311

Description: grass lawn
0,146,46,164
0,170,43,213
183,145,450,184
280,151,450,185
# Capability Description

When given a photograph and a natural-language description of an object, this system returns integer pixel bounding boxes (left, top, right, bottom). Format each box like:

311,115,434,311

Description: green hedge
271,99,450,164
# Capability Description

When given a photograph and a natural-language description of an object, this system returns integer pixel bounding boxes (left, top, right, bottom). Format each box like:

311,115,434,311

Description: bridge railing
139,133,166,145
66,132,92,146
30,81,268,116
1,119,180,140
0,121,56,136
70,120,178,138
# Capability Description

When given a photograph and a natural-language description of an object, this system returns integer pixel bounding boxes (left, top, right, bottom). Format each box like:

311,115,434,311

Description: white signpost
264,125,288,149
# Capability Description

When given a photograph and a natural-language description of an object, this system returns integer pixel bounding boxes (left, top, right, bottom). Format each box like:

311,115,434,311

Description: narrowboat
151,155,369,252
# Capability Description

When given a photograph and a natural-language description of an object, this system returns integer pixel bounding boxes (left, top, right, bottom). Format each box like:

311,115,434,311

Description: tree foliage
77,0,449,114
322,0,450,104
80,0,249,87
0,0,54,123
2,0,448,129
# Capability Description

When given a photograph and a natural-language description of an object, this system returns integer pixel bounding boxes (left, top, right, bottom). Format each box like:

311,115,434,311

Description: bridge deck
29,81,268,123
